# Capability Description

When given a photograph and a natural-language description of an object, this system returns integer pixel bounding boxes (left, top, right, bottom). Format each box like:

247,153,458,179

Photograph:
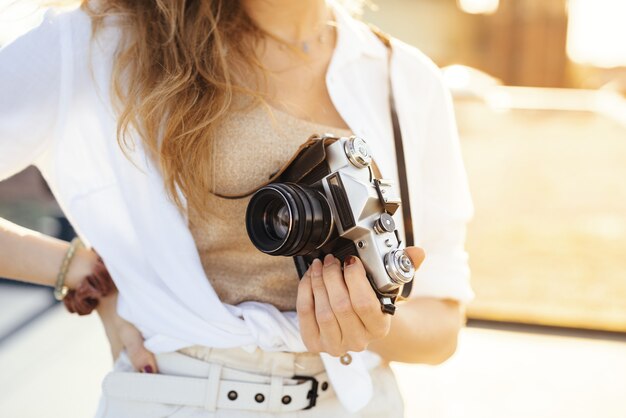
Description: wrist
62,249,117,316
65,247,99,289
97,292,119,335
97,291,118,316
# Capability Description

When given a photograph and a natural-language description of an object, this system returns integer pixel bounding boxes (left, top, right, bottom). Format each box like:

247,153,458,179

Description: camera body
245,135,414,314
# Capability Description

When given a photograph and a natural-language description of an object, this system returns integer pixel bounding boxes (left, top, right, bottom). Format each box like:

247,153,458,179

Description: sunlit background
362,0,626,333
1,0,625,417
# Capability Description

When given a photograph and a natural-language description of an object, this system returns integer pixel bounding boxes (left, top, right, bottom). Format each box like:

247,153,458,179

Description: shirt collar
329,0,388,68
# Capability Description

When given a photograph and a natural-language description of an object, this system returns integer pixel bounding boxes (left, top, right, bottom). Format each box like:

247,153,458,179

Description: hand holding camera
246,135,419,314
296,248,425,356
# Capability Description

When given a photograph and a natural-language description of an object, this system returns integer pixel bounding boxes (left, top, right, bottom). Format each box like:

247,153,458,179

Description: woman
0,0,473,416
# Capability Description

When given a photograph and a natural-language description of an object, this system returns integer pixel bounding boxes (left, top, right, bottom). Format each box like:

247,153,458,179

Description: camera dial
384,249,415,285
374,213,396,234
344,136,372,168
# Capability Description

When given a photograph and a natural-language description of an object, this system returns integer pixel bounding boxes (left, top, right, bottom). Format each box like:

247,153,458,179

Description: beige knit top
188,100,352,311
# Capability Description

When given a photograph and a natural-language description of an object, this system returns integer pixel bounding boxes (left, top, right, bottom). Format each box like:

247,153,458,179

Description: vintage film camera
245,135,414,314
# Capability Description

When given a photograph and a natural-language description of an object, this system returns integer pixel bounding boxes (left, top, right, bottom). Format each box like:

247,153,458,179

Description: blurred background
0,0,625,417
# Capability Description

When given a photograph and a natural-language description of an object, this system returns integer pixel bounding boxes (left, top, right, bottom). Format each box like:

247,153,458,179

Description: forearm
96,290,158,372
97,292,124,357
368,297,463,364
0,217,97,288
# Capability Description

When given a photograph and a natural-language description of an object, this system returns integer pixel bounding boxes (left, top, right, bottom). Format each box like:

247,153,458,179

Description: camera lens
246,183,334,256
264,200,291,241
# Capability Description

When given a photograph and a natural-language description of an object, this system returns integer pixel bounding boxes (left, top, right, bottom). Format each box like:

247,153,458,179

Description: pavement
0,304,625,418
0,282,55,343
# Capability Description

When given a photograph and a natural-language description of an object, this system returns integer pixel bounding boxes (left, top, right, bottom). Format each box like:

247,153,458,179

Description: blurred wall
365,0,624,89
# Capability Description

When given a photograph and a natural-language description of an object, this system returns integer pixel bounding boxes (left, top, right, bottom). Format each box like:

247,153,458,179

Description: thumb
405,246,426,270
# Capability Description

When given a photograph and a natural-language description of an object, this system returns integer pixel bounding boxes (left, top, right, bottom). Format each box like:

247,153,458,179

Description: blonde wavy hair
81,0,268,218
50,0,360,218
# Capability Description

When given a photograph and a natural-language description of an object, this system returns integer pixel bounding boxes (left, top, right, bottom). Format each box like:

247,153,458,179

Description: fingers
405,246,426,270
321,254,368,352
298,253,398,357
309,258,343,356
116,317,158,373
344,256,391,340
296,268,321,353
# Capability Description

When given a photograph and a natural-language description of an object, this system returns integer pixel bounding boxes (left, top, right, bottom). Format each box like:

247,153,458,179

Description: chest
43,46,416,240
255,40,349,130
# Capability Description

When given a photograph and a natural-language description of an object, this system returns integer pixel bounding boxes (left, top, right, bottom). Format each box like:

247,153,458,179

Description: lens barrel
246,183,334,256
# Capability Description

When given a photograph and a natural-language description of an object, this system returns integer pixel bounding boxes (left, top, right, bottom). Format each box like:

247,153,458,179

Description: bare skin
0,218,98,289
0,218,158,373
243,0,349,129
0,0,463,371
297,249,462,365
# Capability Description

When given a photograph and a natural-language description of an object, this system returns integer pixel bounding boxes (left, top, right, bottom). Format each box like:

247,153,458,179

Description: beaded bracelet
53,237,117,315
53,237,85,301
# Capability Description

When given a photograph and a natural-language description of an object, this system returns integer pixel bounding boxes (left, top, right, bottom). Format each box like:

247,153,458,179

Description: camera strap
369,26,415,299
212,135,340,199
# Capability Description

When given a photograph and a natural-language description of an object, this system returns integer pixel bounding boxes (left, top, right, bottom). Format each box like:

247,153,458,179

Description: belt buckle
292,375,319,410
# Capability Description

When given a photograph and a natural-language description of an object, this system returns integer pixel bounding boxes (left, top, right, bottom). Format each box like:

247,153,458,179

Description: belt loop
268,375,283,411
203,363,223,411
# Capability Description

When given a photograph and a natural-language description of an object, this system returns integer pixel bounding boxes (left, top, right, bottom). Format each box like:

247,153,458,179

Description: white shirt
0,3,473,412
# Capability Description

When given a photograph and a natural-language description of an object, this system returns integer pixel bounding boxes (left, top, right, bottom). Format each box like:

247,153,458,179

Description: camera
245,135,414,314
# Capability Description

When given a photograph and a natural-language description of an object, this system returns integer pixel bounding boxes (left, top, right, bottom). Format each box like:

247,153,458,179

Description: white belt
102,352,333,413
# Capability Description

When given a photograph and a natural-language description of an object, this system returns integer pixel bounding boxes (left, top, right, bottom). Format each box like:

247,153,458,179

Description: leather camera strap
212,135,339,199
369,26,415,299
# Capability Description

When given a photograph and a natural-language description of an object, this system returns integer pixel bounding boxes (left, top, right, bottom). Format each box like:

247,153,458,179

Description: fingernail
344,256,356,267
143,365,154,374
311,258,322,276
323,254,335,266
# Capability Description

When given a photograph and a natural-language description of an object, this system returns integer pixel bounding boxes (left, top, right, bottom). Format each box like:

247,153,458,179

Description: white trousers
94,347,404,418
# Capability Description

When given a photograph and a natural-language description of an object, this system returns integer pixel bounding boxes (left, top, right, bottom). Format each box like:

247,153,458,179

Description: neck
242,0,331,41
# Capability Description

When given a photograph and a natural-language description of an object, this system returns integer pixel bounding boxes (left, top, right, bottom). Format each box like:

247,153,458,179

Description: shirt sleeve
408,68,475,303
0,10,65,181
